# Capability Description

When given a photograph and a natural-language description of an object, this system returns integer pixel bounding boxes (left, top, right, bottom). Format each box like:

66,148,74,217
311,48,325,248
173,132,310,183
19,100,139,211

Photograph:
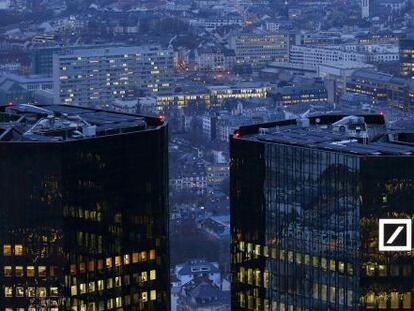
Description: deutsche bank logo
379,219,412,252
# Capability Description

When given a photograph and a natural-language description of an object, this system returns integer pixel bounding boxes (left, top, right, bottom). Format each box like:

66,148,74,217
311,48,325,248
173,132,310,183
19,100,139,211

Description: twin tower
1,105,414,311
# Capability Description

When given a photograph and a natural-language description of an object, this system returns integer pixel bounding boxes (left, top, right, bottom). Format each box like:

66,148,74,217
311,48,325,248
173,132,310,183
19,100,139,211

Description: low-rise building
177,277,230,311
206,163,229,187
270,82,329,107
0,73,53,105
346,69,409,109
174,260,221,287
230,32,289,68
199,216,230,239
318,61,375,97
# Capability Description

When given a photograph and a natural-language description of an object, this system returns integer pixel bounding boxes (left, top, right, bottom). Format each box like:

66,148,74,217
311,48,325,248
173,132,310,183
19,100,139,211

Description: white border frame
379,219,412,252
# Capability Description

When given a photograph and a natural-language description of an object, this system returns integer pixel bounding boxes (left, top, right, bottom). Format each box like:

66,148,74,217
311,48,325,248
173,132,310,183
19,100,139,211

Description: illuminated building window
132,252,139,263
255,269,262,286
141,251,147,261
347,263,353,275
16,287,24,297
97,280,104,291
124,254,130,265
107,278,113,289
107,299,114,309
97,260,103,271
321,285,327,301
378,292,387,309
4,266,12,277
50,287,58,297
366,263,375,276
312,256,318,267
247,268,253,285
70,264,77,275
288,251,293,262
365,292,375,308
142,291,148,302
296,253,302,264
71,285,77,296
15,245,23,256
79,262,85,273
4,287,12,297
115,297,122,307
150,249,156,260
16,266,24,277
88,261,95,272
150,270,156,280
255,244,261,256
115,256,121,267
141,271,148,282
115,276,122,287
50,266,57,277
390,292,399,308
80,283,86,294
88,282,95,293
38,266,47,277
106,257,112,269
329,260,336,271
338,261,345,274
3,245,12,256
403,292,411,309
27,287,35,297
37,287,46,297
264,271,269,288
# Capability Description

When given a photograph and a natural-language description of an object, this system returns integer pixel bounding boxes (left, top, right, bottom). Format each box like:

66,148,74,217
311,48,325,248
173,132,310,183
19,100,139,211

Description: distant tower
362,0,370,18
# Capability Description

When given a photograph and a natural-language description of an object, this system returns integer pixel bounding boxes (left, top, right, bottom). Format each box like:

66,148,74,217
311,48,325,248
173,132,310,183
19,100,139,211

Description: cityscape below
0,0,414,310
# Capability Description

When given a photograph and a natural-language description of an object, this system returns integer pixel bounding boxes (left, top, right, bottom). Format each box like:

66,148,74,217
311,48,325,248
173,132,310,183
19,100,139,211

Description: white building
53,45,174,106
230,32,289,67
193,46,235,72
290,45,369,69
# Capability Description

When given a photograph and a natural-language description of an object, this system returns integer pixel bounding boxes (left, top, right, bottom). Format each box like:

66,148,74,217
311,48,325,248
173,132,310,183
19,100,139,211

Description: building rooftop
0,104,164,142
351,69,406,86
234,113,414,156
319,61,375,70
57,45,171,58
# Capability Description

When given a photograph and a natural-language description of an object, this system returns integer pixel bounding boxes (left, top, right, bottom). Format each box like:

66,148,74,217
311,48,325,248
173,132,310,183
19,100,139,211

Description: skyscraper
230,113,414,310
400,33,414,79
0,104,169,310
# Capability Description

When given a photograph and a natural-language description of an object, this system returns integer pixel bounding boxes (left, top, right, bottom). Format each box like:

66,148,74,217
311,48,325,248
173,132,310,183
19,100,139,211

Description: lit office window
15,245,23,256
3,245,12,256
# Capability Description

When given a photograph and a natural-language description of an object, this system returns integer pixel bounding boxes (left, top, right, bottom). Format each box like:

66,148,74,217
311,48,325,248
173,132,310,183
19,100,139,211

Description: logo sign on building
379,219,412,252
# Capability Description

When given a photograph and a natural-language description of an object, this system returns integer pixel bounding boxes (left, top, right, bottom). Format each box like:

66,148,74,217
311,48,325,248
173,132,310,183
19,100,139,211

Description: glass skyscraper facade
0,104,169,310
230,114,414,310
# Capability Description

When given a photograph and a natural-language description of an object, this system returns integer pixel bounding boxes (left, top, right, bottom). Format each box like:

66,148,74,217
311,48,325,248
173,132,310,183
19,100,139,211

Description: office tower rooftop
0,103,163,142
230,113,414,311
0,104,169,310
234,113,414,155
